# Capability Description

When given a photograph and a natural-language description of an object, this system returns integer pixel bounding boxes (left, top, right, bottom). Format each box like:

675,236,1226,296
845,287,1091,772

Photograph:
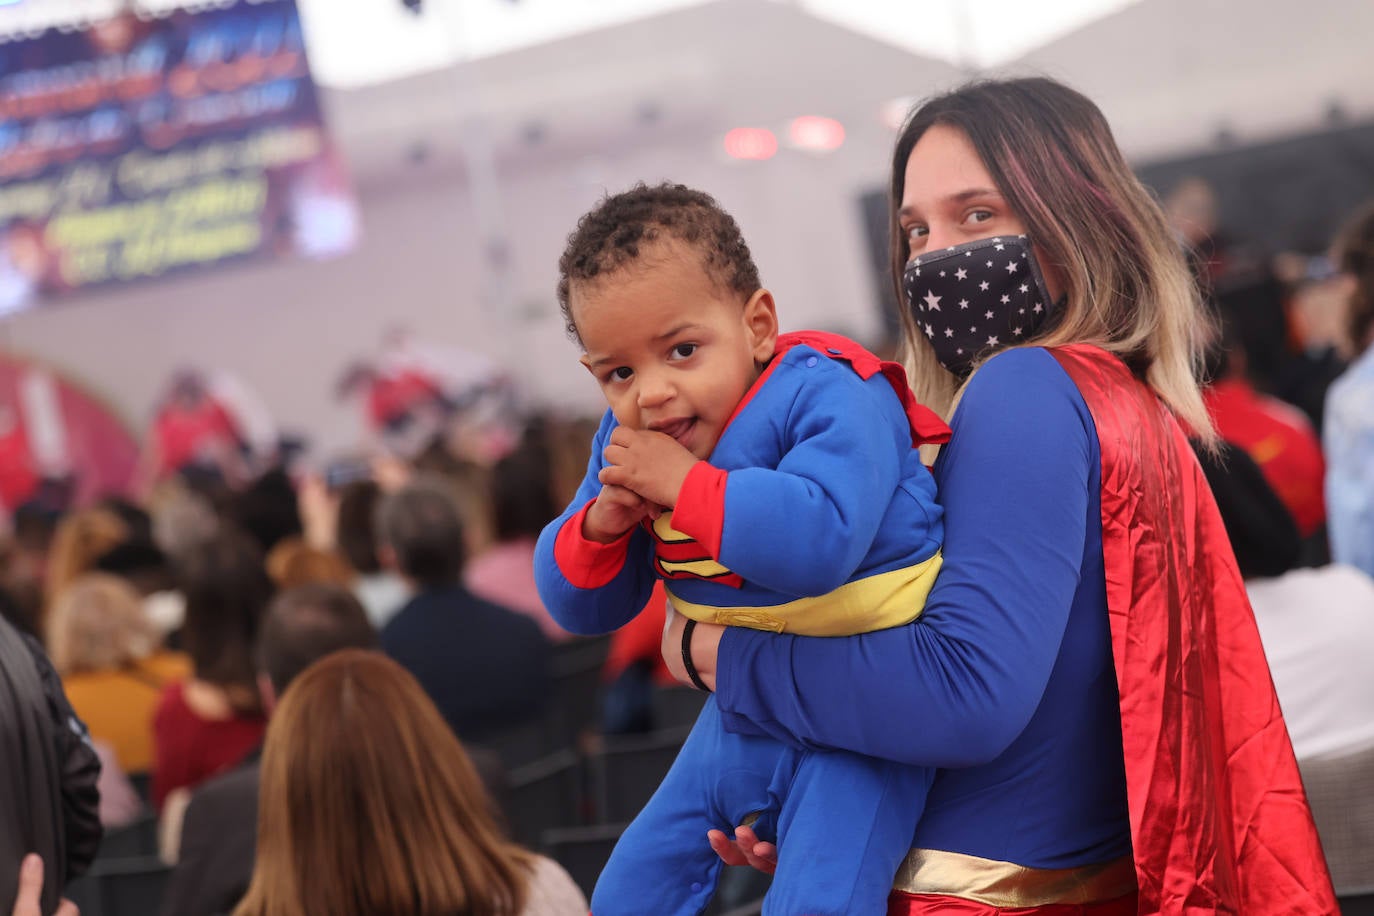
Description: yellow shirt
63,651,193,774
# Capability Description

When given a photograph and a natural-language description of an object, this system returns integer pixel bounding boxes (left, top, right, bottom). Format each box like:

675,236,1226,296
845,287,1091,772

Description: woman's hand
661,600,725,692
13,855,79,916
707,825,778,874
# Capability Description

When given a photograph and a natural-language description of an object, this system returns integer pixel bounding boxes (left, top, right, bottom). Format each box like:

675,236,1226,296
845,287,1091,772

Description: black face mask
902,235,1058,377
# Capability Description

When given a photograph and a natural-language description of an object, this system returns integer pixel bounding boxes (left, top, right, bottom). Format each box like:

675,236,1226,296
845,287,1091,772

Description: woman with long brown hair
233,650,585,916
152,527,271,809
661,77,1337,914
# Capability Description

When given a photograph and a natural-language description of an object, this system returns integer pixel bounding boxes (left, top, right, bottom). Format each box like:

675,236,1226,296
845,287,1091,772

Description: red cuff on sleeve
670,462,728,559
554,498,635,589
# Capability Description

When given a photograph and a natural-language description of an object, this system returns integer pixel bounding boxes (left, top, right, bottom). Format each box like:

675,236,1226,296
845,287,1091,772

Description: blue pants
591,696,931,915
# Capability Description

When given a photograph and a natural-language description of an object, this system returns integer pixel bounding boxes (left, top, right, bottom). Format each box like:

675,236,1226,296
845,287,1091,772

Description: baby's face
572,240,776,460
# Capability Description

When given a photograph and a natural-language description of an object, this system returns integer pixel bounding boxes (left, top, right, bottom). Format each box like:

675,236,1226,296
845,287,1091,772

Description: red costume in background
1051,345,1335,915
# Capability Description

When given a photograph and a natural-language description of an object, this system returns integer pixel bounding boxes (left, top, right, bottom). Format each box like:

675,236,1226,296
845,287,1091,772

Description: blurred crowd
0,176,1372,915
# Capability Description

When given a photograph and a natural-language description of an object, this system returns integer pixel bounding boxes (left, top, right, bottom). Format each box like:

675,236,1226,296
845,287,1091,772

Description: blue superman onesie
534,331,950,915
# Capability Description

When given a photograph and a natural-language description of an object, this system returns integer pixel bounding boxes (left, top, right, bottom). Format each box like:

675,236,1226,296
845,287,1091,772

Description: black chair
126,771,152,805
587,725,692,824
651,685,708,730
1340,895,1374,916
484,716,556,769
97,812,159,859
544,635,614,750
540,822,625,901
503,747,584,847
65,856,171,916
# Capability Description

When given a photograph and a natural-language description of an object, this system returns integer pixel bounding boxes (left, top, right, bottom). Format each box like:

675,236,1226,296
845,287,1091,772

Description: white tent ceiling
2,0,1371,180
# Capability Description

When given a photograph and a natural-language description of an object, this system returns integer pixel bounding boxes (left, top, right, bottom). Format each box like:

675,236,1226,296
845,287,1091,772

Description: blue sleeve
714,348,1094,767
717,364,907,596
533,409,658,635
1325,361,1374,578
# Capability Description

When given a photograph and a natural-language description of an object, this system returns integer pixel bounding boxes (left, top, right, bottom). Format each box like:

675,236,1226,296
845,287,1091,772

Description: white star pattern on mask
1013,327,1024,335
1000,295,1010,304
944,328,954,337
1005,261,1019,273
1033,302,1043,313
959,299,969,309
1019,284,1029,293
986,336,999,346
985,311,994,319
955,269,967,280
979,281,990,291
923,291,942,311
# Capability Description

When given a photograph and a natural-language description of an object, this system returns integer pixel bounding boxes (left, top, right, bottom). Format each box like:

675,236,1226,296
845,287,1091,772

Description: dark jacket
382,585,552,744
0,617,102,914
161,753,260,916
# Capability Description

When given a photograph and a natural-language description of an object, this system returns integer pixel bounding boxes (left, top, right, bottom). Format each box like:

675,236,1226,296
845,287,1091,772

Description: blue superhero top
536,331,950,638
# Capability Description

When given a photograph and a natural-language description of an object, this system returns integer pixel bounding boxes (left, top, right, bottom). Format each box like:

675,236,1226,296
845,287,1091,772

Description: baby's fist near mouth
600,426,700,510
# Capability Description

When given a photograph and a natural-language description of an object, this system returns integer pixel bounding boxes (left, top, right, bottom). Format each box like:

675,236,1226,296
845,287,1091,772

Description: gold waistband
893,848,1137,907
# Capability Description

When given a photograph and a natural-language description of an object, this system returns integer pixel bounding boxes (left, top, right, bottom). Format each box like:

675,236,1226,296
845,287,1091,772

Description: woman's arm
696,348,1097,768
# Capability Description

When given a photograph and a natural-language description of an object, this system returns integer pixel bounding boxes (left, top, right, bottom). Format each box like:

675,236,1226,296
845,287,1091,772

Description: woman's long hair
888,77,1215,441
233,650,534,916
177,526,273,714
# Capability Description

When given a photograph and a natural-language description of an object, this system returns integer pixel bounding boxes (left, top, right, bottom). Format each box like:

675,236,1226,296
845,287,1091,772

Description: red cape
1050,345,1336,915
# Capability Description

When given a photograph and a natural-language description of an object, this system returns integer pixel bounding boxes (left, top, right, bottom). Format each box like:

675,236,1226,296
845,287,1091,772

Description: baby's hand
599,426,698,510
582,483,657,544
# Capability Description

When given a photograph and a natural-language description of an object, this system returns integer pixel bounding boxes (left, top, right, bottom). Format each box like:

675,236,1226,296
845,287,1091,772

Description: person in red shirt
1204,329,1326,537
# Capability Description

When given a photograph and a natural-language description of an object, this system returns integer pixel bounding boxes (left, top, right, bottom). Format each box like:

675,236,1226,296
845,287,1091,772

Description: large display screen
0,0,359,315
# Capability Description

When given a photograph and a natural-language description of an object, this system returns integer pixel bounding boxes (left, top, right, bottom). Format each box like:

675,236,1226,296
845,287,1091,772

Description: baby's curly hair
556,182,762,343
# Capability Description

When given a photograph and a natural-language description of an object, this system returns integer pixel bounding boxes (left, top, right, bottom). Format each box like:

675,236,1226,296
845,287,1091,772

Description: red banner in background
0,0,359,314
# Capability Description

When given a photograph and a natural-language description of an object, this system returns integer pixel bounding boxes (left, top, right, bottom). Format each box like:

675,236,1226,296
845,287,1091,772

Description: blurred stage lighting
789,115,844,151
724,127,777,161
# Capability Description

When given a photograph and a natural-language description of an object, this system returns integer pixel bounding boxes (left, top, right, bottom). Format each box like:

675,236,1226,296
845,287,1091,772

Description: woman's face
898,124,1064,302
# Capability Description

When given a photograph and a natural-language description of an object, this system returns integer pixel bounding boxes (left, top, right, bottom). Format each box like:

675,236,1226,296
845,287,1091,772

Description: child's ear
742,289,779,363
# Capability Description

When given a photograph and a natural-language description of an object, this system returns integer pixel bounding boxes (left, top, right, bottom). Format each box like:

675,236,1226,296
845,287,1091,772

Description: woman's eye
609,367,633,382
968,210,993,224
907,225,928,241
671,343,698,359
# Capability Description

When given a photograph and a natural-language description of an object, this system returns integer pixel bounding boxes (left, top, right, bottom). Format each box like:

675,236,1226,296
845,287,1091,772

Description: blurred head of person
0,502,61,635
489,450,556,545
45,508,130,614
264,538,354,591
46,572,158,675
334,479,382,576
177,527,274,713
375,475,467,591
1333,200,1374,353
1164,176,1220,250
147,478,221,562
226,468,302,556
233,650,533,916
92,537,172,597
256,583,377,704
